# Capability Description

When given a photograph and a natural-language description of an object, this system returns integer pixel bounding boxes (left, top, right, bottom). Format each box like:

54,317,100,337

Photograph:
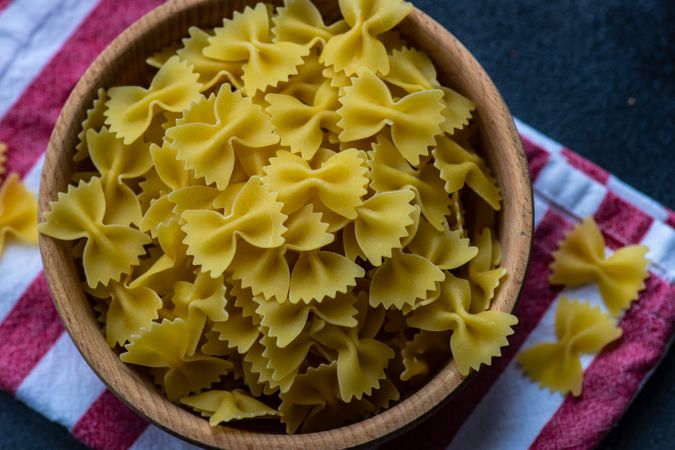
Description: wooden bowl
38,0,533,448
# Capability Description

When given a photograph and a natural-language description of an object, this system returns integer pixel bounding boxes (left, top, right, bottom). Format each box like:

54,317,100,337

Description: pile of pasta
39,0,519,433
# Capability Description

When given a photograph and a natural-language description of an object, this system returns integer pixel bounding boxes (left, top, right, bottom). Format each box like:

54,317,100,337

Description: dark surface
1,1,673,449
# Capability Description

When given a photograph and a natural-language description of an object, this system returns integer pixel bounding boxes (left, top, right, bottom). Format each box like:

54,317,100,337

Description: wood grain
38,1,533,448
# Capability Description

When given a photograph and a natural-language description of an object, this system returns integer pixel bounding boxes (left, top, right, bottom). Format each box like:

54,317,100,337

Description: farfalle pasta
549,217,649,316
517,298,622,396
39,0,515,434
1,173,38,254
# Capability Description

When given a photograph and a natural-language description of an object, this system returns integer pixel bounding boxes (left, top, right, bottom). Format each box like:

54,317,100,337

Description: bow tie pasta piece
370,136,451,230
407,274,518,376
272,0,348,47
104,56,202,144
88,278,162,347
165,85,278,190
230,204,334,302
0,173,38,253
384,47,438,93
549,217,649,316
173,271,229,356
272,51,327,104
128,219,191,295
39,178,150,288
279,362,374,434
87,127,153,226
313,319,395,402
120,318,233,401
212,300,261,355
516,298,622,396
266,81,341,159
468,228,506,313
320,0,412,76
257,292,358,348
432,137,501,210
180,390,279,426
177,27,245,91
289,250,365,303
338,68,445,166
182,177,287,278
262,149,368,219
149,142,193,191
203,3,310,95
369,248,444,310
244,340,297,394
351,189,416,266
400,330,451,383
407,219,478,270
384,49,475,134
74,88,108,162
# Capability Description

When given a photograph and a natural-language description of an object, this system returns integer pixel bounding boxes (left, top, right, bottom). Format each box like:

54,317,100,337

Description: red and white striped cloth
0,1,673,449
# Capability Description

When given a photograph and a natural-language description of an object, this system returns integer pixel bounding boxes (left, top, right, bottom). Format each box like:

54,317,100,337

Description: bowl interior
38,0,533,448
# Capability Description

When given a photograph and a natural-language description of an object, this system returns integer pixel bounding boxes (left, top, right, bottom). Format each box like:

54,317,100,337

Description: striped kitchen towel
0,1,673,449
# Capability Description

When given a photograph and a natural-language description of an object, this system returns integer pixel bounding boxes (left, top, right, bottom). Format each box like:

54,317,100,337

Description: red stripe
593,191,654,249
531,275,675,450
0,273,64,394
0,0,163,177
520,135,550,181
666,210,675,229
383,210,571,449
71,390,149,450
561,148,610,184
0,0,11,13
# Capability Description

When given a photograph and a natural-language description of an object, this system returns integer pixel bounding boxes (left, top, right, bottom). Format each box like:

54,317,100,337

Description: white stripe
130,425,202,450
0,0,99,118
15,333,106,429
533,191,550,227
447,285,606,450
0,154,44,324
534,155,607,220
607,175,669,222
641,219,675,283
514,118,564,155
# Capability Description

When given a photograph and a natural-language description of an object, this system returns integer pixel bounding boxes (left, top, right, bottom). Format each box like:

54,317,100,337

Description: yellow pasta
262,149,368,219
182,177,287,277
88,278,162,347
407,274,518,376
177,26,244,91
74,88,108,162
165,85,278,190
516,298,622,396
549,217,649,316
0,173,38,254
204,3,310,95
320,0,412,75
39,178,150,287
370,135,451,230
121,318,233,401
181,390,279,426
338,67,445,166
87,127,153,225
105,56,202,144
272,0,348,48
40,0,515,434
266,80,341,159
468,227,507,312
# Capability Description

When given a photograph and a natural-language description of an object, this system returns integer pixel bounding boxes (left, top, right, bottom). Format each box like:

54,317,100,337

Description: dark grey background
1,0,673,448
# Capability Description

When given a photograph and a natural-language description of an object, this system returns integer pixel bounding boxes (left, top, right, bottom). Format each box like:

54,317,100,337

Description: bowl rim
38,0,534,448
